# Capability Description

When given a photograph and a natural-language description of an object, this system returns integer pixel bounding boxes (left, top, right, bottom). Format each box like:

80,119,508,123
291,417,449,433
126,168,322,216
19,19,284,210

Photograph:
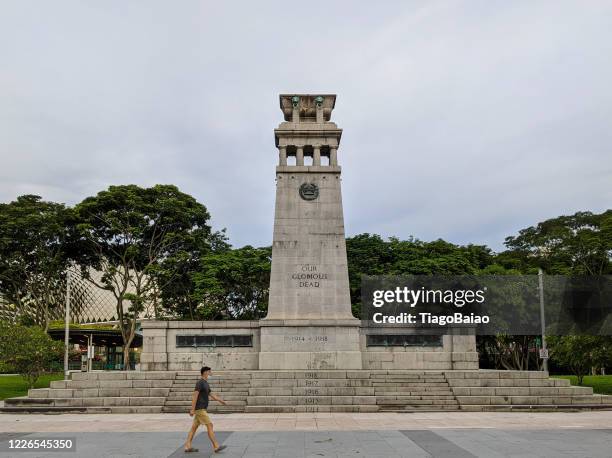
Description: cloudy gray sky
1,1,611,250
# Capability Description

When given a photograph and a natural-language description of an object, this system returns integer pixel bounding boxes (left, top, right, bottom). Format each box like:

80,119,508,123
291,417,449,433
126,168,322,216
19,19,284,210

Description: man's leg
185,422,199,451
206,423,220,450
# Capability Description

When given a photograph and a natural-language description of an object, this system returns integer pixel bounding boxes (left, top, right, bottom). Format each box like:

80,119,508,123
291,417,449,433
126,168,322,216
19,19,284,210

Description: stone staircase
243,370,459,413
2,370,612,414
163,372,249,413
371,372,459,412
1,371,175,414
446,370,612,411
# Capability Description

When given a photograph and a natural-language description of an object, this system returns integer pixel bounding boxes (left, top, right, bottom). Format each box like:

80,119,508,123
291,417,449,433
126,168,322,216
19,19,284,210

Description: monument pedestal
258,319,362,370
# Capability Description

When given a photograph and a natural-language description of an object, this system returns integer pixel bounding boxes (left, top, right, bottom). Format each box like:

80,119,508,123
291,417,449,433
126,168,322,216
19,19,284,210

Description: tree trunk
123,344,131,371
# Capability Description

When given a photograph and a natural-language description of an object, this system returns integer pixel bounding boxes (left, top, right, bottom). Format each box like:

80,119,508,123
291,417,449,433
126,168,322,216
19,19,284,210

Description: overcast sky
1,1,610,251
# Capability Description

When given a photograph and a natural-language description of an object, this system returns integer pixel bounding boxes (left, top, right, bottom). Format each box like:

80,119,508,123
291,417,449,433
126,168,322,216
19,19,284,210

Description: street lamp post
63,268,71,380
538,268,548,372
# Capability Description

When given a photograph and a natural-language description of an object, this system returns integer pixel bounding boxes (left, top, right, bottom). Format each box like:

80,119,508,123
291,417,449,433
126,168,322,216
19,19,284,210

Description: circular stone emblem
299,182,319,201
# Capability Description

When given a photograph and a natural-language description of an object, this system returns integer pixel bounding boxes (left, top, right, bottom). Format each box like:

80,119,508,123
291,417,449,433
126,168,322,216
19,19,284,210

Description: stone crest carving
299,182,319,201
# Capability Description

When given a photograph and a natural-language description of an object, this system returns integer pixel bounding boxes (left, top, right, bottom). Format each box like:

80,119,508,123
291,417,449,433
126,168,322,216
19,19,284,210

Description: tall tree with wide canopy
74,184,213,369
503,210,612,275
192,246,271,320
0,195,73,330
154,229,230,320
346,233,493,317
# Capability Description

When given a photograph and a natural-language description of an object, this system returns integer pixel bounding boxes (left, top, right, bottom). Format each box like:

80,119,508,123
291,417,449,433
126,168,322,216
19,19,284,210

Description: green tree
346,234,493,316
73,184,213,369
547,335,612,384
488,210,612,370
0,323,63,388
503,210,612,275
192,246,271,320
154,229,229,320
0,195,73,330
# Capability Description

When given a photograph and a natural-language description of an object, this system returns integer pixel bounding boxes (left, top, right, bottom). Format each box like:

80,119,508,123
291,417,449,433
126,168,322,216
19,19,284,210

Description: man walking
184,366,227,453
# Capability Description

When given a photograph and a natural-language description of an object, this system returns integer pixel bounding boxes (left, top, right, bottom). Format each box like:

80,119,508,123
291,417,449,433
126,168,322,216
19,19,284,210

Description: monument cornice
274,128,342,136
275,165,341,173
259,318,361,327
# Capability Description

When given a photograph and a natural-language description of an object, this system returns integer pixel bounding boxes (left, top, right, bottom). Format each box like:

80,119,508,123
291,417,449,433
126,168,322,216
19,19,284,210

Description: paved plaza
1,412,611,457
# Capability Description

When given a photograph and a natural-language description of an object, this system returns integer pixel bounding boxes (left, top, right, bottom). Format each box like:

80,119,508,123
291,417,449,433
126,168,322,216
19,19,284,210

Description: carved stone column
296,146,304,166
278,146,287,166
330,146,338,166
313,146,321,166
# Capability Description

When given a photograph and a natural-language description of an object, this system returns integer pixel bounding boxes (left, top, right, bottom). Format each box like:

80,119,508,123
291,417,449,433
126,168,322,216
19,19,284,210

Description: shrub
0,322,63,388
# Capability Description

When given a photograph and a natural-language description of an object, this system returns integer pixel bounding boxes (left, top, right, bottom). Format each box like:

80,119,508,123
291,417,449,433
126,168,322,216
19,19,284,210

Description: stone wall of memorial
141,320,478,371
140,321,261,371
360,332,478,370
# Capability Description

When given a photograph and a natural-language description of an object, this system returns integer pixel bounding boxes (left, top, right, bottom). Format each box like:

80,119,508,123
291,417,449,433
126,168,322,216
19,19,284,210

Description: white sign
539,348,549,359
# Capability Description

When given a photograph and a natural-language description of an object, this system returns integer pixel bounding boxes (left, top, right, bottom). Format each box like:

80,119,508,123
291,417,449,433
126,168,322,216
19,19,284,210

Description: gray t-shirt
194,379,211,410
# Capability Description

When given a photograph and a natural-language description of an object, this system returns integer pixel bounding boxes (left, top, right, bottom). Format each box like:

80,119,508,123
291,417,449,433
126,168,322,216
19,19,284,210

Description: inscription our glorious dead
291,264,328,287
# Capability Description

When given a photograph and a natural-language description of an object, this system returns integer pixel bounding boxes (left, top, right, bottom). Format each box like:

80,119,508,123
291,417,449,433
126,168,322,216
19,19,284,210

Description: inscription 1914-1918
291,264,328,287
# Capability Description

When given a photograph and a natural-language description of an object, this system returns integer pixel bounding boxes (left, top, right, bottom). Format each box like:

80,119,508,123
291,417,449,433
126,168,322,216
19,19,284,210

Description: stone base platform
2,370,612,414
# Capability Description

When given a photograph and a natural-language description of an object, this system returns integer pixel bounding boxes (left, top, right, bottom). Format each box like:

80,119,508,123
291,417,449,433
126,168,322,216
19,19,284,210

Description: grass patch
551,375,612,395
0,373,64,400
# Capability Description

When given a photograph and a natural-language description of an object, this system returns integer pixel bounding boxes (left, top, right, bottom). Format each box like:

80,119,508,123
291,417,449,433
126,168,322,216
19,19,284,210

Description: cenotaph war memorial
7,95,610,414
139,94,479,372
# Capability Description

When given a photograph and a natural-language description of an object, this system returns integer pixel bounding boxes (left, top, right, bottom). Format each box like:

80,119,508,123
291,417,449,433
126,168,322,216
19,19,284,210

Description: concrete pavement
1,411,612,432
1,412,611,457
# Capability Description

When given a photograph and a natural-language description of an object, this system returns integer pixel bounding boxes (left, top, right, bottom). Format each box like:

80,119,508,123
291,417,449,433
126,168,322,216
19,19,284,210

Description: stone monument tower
259,94,362,370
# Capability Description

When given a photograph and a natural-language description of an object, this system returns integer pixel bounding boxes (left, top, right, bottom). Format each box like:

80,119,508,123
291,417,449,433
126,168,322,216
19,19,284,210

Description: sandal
184,447,199,453
214,445,227,453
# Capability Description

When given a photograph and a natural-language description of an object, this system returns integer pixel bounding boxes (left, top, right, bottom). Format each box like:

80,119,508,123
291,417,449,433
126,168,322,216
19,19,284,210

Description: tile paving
0,412,611,457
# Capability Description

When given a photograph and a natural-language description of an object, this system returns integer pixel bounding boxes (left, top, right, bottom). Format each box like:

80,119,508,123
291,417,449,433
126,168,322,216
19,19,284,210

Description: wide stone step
374,393,456,399
450,379,568,387
167,394,247,401
247,388,375,396
375,385,452,391
168,388,250,394
6,397,165,407
380,405,460,412
244,405,379,413
373,381,449,385
164,400,247,406
452,387,594,396
246,379,451,388
371,376,447,380
174,377,251,383
4,398,54,406
456,395,610,406
247,395,379,406
162,405,244,413
106,406,163,414
50,380,175,389
0,406,91,414
27,388,171,398
458,404,612,412
377,399,458,405
174,381,252,385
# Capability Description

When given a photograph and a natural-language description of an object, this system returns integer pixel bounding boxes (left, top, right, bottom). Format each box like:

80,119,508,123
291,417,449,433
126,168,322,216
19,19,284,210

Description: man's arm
189,390,198,416
209,392,227,405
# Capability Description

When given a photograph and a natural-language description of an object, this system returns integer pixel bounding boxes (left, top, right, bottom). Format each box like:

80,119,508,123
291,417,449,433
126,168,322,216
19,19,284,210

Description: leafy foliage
73,184,215,368
0,195,74,330
0,322,63,388
346,234,493,315
155,230,229,320
503,210,612,275
192,246,271,320
547,335,612,384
